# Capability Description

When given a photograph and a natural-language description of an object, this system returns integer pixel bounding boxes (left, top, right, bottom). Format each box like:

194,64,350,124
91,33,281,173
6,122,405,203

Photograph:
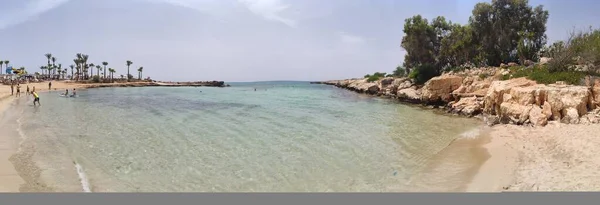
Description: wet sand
0,81,85,192
0,93,23,192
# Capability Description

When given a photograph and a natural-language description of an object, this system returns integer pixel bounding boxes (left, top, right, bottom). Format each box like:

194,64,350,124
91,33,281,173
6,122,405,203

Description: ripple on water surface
4,82,486,192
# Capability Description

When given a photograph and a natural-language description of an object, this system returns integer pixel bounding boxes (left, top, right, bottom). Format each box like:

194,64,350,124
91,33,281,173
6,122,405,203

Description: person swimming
63,89,69,96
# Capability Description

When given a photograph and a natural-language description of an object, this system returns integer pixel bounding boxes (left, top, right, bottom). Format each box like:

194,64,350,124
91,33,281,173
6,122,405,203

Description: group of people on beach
8,81,57,106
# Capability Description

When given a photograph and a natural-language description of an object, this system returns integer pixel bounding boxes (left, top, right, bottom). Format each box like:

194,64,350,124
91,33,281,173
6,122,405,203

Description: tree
69,64,74,80
96,65,101,78
81,54,89,79
57,64,62,79
126,60,133,81
40,66,47,76
51,56,57,77
108,68,115,82
469,0,548,66
0,61,3,75
401,15,452,82
45,53,52,67
138,67,143,80
102,62,108,79
392,65,407,77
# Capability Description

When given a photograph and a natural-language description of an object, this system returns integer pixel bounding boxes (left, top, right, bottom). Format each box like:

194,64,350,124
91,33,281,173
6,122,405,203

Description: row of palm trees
42,53,145,82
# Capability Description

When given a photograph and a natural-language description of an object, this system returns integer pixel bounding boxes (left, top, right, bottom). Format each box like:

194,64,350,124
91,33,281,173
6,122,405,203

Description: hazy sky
0,0,599,82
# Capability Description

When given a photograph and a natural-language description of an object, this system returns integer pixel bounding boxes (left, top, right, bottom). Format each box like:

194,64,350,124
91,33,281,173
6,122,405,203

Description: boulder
508,62,518,67
397,87,422,103
528,106,548,126
421,75,463,103
450,96,483,116
561,107,580,124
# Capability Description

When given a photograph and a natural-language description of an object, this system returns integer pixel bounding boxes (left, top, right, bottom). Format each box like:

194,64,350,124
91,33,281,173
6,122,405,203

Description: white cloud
0,0,71,30
237,0,296,27
339,32,365,44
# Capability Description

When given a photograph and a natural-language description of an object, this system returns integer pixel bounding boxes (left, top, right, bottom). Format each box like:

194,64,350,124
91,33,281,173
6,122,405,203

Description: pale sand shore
0,81,88,192
468,122,600,192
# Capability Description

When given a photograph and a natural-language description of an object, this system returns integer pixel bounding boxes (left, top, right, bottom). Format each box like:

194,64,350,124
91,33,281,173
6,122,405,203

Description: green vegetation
401,0,549,84
364,72,387,82
501,65,593,85
408,64,438,84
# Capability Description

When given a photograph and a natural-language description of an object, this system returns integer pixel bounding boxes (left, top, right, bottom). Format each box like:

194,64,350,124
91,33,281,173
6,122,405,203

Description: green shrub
366,75,381,82
92,75,100,83
393,66,406,77
409,64,439,84
478,73,488,80
502,65,587,85
364,74,371,78
386,74,394,77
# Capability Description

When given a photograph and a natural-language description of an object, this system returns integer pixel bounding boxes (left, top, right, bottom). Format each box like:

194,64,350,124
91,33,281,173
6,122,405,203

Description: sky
0,0,599,82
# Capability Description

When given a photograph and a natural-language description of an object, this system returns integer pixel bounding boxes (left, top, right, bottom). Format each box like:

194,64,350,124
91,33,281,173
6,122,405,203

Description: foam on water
74,161,92,192
5,82,485,192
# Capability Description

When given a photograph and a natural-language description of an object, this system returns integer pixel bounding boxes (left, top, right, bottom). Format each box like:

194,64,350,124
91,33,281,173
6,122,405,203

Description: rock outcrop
320,65,600,126
420,75,463,104
483,78,594,125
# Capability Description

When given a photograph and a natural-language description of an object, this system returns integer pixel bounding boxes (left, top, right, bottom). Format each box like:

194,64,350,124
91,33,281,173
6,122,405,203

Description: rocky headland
320,65,600,127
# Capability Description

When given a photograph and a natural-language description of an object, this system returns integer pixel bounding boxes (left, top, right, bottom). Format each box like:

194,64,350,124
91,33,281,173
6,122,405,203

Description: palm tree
126,60,132,81
40,66,47,76
0,61,3,75
57,64,62,80
102,62,108,79
108,68,115,82
73,58,80,81
89,63,95,79
45,53,52,66
51,56,57,76
137,67,143,80
69,65,74,80
81,54,89,79
96,65,101,79
74,58,81,81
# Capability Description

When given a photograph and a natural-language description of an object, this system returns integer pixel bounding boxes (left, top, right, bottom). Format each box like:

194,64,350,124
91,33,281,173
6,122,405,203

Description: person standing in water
32,91,40,106
72,88,76,97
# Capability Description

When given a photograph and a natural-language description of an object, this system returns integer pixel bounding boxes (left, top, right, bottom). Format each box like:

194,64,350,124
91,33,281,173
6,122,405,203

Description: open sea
0,81,488,192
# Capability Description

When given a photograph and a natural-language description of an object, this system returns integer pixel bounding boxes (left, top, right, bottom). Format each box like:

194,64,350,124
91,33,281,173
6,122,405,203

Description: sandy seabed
1,81,600,192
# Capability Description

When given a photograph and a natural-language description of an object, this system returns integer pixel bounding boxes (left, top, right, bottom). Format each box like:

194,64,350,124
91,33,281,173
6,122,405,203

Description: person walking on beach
16,84,21,97
32,91,40,106
26,85,30,96
48,81,52,90
10,83,14,95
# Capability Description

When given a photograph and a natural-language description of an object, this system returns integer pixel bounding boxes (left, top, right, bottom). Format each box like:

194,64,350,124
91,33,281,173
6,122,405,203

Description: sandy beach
0,81,85,192
468,123,600,192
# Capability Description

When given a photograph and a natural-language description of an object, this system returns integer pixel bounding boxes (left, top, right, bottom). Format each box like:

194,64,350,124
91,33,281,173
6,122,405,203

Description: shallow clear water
2,82,485,192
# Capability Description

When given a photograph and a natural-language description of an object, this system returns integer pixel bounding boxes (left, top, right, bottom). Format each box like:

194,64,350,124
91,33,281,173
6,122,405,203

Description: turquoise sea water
1,81,485,192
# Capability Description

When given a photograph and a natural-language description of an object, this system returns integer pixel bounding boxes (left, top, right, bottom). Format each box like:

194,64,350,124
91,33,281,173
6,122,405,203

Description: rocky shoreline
70,81,229,88
319,67,600,126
